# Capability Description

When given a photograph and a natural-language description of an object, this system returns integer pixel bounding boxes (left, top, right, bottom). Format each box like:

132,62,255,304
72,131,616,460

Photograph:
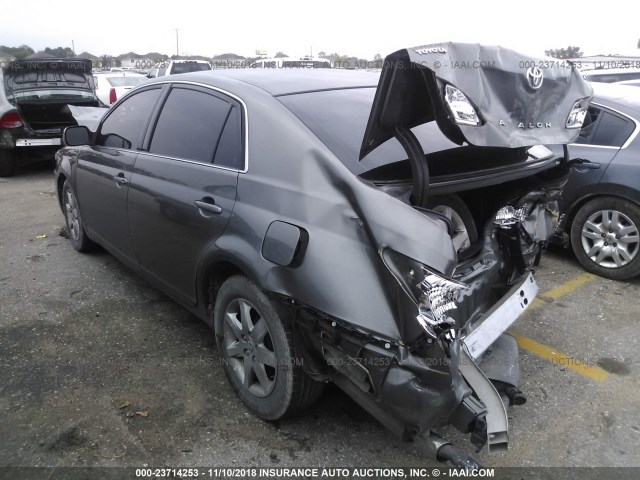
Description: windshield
107,76,147,87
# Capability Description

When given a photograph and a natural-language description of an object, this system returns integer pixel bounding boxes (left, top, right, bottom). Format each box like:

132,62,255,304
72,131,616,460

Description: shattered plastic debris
36,234,47,239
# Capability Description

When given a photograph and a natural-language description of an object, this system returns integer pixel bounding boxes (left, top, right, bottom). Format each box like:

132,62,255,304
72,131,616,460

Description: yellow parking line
510,271,606,381
527,272,597,312
512,333,609,382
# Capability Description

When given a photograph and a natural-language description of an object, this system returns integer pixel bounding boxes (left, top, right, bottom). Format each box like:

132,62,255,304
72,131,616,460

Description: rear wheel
570,196,640,280
214,276,324,420
426,194,478,254
0,149,16,177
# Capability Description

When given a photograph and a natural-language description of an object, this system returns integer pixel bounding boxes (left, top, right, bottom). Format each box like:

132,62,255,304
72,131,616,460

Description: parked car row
54,43,595,466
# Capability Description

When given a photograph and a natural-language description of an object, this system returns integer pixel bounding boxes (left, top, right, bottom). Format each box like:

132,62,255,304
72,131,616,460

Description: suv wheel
214,276,323,420
0,149,16,177
570,196,640,280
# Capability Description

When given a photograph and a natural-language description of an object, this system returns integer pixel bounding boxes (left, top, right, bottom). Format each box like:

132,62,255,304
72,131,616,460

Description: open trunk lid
359,43,593,159
4,58,99,131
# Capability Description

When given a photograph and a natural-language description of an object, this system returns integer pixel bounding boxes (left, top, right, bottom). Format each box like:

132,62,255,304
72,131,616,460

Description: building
117,52,154,69
75,52,100,68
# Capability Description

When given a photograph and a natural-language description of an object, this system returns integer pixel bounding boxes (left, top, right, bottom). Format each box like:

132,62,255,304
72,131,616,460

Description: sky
1,0,638,59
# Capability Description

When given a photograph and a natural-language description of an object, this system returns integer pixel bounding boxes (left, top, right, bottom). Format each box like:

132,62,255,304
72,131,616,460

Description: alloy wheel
223,298,277,397
64,189,81,242
580,209,640,268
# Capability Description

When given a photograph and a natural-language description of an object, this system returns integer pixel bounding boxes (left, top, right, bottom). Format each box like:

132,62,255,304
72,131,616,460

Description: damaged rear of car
268,44,591,462
0,58,100,176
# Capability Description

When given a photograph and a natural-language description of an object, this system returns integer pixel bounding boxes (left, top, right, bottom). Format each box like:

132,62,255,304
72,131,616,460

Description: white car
92,71,148,106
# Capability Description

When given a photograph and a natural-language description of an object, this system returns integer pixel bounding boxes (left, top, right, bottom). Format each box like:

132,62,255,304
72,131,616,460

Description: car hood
4,58,95,96
359,43,593,159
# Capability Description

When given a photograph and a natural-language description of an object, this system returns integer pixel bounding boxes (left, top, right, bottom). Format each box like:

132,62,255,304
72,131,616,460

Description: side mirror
63,125,91,146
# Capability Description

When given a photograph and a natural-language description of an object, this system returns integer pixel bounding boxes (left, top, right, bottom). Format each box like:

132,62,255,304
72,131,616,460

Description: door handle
114,173,128,186
194,198,222,214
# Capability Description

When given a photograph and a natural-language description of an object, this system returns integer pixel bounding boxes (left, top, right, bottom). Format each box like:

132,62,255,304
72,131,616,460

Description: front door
76,87,163,264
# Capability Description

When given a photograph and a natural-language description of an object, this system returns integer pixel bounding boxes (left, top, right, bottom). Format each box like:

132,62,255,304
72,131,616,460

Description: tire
570,196,640,280
426,194,478,253
62,180,95,252
0,149,16,177
214,276,324,420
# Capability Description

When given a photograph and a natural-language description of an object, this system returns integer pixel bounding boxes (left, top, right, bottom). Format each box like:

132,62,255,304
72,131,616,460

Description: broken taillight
0,112,23,129
109,88,117,104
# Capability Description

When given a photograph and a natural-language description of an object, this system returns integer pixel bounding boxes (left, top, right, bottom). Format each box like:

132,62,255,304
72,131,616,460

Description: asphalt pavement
1,163,638,475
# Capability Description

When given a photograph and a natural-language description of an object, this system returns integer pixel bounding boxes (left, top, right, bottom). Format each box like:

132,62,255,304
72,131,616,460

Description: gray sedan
556,83,640,279
54,43,591,465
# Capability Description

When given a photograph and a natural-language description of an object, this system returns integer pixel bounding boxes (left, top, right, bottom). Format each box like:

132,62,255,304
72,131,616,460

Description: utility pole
175,29,179,57
72,40,75,56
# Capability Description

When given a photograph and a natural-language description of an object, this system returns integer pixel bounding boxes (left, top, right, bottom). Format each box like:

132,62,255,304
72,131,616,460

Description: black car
0,58,101,176
54,43,591,464
553,83,640,280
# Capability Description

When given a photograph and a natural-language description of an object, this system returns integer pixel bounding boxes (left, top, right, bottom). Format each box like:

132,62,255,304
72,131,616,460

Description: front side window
149,87,232,164
97,88,161,149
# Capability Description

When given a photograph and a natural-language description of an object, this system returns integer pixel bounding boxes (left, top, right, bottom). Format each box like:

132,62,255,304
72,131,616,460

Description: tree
544,46,583,59
100,55,113,68
274,51,288,58
0,44,35,59
44,46,75,58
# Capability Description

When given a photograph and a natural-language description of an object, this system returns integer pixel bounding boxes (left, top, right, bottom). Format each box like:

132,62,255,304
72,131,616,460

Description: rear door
76,86,163,264
562,104,635,206
128,84,244,305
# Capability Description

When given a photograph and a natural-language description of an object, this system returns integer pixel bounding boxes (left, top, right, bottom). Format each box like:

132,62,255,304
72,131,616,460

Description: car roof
151,68,381,96
591,82,640,117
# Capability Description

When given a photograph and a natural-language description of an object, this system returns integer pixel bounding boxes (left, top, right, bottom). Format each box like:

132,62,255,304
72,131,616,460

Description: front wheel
570,196,640,280
62,180,95,252
214,276,324,420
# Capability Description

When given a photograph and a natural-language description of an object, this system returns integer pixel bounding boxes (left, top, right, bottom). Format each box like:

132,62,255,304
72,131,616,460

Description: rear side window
214,106,243,169
97,88,161,149
591,112,635,147
149,87,232,164
577,107,634,147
